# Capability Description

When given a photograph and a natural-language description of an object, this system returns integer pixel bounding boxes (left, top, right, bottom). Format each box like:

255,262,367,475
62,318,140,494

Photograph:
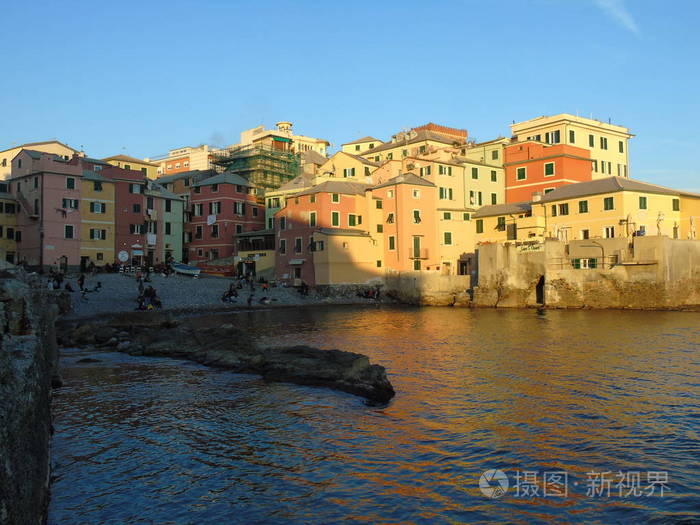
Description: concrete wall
384,270,472,305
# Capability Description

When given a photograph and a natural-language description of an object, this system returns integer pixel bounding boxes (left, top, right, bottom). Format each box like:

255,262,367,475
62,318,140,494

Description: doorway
535,275,545,305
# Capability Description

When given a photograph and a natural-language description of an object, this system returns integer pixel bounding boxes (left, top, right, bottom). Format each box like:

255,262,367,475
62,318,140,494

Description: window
377,224,383,233
605,226,615,238
133,203,141,213
129,183,142,194
62,198,79,209
581,229,589,240
559,203,569,215
89,228,107,240
388,236,396,250
544,188,555,194
438,165,452,175
312,240,325,251
146,197,154,210
569,130,576,143
376,260,382,268
6,228,12,239
419,166,431,176
516,167,526,180
66,177,75,189
309,211,317,226
492,150,499,160
604,197,614,210
545,130,561,144
443,232,452,245
413,189,421,198
294,237,302,253
236,185,244,193
93,181,103,192
14,230,21,242
343,167,355,178
387,190,394,198
419,145,426,154
165,222,171,235
268,218,274,229
33,199,39,215
209,201,221,214
413,260,421,270
211,184,219,193
96,253,103,261
544,162,555,176
348,214,357,227
165,199,172,212
472,167,478,179
413,210,421,223
279,216,287,230
376,200,383,209
463,213,470,221
386,213,394,224
355,145,360,151
672,198,680,211
619,141,624,153
589,134,595,147
33,177,38,189
478,192,483,206
600,137,608,150
234,202,245,215
279,239,286,254
491,170,497,182
402,149,408,157
195,226,203,239
491,193,497,205
364,166,371,176
65,225,74,239
476,219,484,234
443,212,452,220
332,193,339,203
211,224,219,238
331,211,339,226
236,224,243,234
496,216,506,231
310,194,316,204
639,196,647,209
90,202,106,214
194,186,201,194
579,200,589,213
551,205,558,217
439,187,453,200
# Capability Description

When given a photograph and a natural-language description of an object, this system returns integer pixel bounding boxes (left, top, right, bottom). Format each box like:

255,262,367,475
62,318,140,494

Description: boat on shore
171,263,201,277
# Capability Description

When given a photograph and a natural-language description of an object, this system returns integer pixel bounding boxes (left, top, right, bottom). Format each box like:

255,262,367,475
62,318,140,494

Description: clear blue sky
2,1,698,190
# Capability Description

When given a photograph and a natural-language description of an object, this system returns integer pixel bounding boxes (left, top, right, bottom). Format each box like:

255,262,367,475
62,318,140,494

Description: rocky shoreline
57,313,396,405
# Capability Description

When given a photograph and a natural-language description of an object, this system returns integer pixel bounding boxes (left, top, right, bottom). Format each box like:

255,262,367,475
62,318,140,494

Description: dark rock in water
94,326,117,344
63,317,395,404
76,357,101,363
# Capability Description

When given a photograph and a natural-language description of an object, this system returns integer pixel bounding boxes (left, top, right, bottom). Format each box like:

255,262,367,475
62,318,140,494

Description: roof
360,129,464,156
156,169,217,185
473,202,532,218
315,228,370,237
342,136,382,146
82,157,111,166
538,177,700,203
193,171,251,188
0,140,80,154
20,149,68,162
295,180,369,197
372,172,436,190
146,181,181,199
82,170,109,182
277,173,313,192
301,150,327,166
102,154,159,166
343,152,380,167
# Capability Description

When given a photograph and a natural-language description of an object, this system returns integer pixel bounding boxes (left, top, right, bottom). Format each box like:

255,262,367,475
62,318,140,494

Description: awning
132,250,144,256
289,259,305,265
273,136,292,143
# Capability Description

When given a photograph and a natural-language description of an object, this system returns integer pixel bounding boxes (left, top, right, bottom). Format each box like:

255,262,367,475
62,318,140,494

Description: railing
549,255,619,270
410,248,429,259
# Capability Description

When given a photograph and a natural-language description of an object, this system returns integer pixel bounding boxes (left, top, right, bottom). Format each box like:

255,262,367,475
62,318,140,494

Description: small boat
171,262,201,277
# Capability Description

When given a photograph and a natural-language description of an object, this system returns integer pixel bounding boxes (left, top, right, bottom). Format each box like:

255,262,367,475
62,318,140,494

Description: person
64,282,74,292
247,294,253,307
47,280,54,290
259,296,271,305
77,273,85,291
93,281,102,292
137,276,144,296
261,281,269,292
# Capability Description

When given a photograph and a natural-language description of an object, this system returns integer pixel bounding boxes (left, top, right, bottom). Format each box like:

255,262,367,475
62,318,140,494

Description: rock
94,326,118,344
105,337,118,346
77,357,101,363
72,324,96,344
116,341,131,351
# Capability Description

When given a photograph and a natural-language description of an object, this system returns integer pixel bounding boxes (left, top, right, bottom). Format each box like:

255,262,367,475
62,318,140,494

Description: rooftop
373,172,436,190
103,154,159,166
193,171,251,188
473,202,532,218
361,129,464,156
295,180,369,197
342,136,382,146
538,176,700,203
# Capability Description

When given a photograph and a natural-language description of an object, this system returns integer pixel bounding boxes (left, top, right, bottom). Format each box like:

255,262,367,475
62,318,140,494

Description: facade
239,122,329,156
510,114,633,180
186,173,264,263
103,155,160,179
235,229,276,279
79,170,116,268
147,145,216,177
0,140,82,179
473,177,700,246
0,187,18,263
504,141,593,203
361,124,468,164
341,136,383,154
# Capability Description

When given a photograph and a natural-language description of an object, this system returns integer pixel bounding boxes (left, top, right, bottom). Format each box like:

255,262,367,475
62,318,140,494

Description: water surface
50,307,700,523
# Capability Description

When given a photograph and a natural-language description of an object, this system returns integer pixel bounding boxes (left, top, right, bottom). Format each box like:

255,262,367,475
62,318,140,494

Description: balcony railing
410,248,429,259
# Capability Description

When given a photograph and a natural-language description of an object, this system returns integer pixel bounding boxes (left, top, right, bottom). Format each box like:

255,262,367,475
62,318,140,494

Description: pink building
10,150,83,270
186,173,264,263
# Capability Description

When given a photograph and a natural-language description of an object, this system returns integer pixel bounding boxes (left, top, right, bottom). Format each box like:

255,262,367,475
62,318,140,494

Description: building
510,114,633,179
0,184,18,263
79,170,116,268
361,124,468,164
235,229,276,279
103,155,160,179
0,140,83,179
186,172,264,263
263,173,314,231
473,177,700,246
504,141,593,203
341,136,383,154
147,144,217,177
239,122,329,156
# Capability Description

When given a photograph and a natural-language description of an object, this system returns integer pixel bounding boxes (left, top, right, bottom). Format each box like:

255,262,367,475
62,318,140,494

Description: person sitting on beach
64,282,74,292
259,296,271,305
77,273,85,291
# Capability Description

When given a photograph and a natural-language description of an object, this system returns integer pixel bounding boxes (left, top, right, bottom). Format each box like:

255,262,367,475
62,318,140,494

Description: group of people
46,270,101,299
357,287,381,300
136,274,162,310
222,275,273,306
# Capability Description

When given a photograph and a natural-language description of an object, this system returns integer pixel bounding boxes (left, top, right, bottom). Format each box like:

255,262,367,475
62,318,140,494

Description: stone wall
0,276,60,525
474,237,700,310
384,271,472,306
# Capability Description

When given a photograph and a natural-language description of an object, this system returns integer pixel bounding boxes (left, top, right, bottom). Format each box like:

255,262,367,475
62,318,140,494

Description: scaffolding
210,144,301,192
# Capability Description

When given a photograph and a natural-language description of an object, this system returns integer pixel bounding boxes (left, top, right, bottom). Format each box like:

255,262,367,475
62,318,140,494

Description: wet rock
77,357,101,363
94,326,118,344
116,341,131,351
72,323,96,344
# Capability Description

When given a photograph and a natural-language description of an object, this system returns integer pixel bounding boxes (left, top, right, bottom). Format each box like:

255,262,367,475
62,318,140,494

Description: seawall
0,275,62,525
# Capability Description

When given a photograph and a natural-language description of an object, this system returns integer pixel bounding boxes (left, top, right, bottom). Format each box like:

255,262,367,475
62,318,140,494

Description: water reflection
50,307,700,524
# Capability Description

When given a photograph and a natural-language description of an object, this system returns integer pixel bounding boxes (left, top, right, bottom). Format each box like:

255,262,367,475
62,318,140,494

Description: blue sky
1,0,698,190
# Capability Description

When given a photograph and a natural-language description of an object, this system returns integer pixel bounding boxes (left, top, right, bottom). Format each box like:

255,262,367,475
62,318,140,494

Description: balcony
410,248,429,259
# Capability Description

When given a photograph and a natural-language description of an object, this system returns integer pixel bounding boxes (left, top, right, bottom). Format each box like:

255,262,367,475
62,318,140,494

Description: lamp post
582,240,605,268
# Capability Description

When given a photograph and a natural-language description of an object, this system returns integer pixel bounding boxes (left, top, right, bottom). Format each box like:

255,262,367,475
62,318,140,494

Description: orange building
504,141,593,203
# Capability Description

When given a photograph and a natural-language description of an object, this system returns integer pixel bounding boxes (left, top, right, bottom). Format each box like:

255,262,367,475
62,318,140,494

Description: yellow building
341,136,383,154
473,177,700,246
80,170,116,267
451,137,511,168
103,154,160,179
0,189,18,263
360,128,465,164
0,140,82,179
314,151,379,184
511,114,633,180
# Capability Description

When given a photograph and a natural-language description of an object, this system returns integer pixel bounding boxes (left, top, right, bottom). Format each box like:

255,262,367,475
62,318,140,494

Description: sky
1,0,699,190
